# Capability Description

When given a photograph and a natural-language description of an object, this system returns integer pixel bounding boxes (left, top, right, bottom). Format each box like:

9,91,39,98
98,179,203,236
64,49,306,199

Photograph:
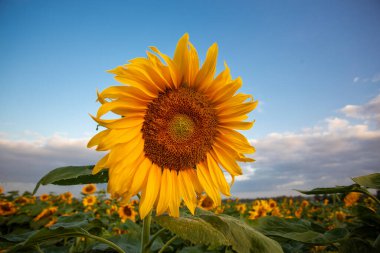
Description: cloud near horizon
1,94,380,198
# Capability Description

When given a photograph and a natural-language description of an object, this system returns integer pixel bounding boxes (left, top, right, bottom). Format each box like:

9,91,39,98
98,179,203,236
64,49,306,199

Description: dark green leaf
251,216,348,245
352,173,380,189
49,213,90,229
296,185,360,195
33,166,108,194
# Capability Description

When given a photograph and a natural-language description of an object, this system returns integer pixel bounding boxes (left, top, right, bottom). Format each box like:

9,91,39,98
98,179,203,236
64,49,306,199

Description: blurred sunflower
34,207,58,221
344,192,361,207
88,33,257,218
0,185,3,194
60,192,73,204
198,195,215,211
83,195,97,207
118,204,137,222
40,194,50,202
0,201,17,216
82,184,97,195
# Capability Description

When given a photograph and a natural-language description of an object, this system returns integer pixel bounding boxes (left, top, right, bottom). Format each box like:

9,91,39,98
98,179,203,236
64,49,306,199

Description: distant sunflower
0,201,17,216
88,34,257,218
34,207,58,221
82,184,97,195
40,194,50,202
118,204,137,222
198,195,215,211
83,195,97,207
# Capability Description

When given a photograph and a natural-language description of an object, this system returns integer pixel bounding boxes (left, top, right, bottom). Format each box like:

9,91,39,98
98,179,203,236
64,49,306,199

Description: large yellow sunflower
88,34,257,218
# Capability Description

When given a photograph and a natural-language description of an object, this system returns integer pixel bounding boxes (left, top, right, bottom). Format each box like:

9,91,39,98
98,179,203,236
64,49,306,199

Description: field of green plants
1,168,379,253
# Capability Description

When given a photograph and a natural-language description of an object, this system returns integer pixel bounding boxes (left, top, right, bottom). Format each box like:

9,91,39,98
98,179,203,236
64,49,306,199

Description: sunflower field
0,168,379,253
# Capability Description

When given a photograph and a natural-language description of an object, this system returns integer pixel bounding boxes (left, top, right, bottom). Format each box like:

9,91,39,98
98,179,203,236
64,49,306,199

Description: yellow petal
206,153,231,196
139,164,161,219
188,42,200,85
168,170,180,217
92,154,109,174
217,100,258,118
128,158,152,197
220,120,255,130
97,100,147,118
173,33,190,84
87,130,110,148
96,127,141,151
150,46,180,89
194,43,218,89
100,85,154,101
90,114,144,129
178,170,197,214
156,168,172,216
197,161,221,206
210,145,242,176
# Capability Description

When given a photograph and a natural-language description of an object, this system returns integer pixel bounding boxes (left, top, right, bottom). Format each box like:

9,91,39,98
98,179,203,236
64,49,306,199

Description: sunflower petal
197,161,221,206
139,164,161,219
206,153,231,196
156,168,172,216
178,170,197,214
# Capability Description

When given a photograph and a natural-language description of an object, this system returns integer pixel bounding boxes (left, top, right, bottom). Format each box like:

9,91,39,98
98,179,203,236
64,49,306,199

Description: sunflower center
169,114,195,141
142,87,218,171
124,206,132,216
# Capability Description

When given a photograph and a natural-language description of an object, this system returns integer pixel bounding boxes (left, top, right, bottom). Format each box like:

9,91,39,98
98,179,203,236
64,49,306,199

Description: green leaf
339,238,378,253
7,227,125,253
6,214,31,226
296,184,360,195
155,215,229,248
155,210,283,253
201,214,283,253
251,216,349,245
33,166,108,194
49,213,90,229
352,173,380,189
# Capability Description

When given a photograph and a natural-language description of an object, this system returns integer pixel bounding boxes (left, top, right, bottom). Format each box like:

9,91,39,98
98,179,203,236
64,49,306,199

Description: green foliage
155,210,283,253
32,165,108,194
352,173,380,189
251,216,348,244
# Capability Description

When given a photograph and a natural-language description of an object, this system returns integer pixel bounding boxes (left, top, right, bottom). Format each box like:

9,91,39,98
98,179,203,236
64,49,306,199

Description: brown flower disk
142,87,218,170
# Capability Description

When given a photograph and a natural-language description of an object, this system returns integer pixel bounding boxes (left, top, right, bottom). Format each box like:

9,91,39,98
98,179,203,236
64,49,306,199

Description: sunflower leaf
33,166,108,194
155,211,283,253
250,216,349,244
295,184,361,195
352,173,380,189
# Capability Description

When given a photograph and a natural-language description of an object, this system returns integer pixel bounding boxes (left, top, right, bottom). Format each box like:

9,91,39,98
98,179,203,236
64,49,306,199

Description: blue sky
1,0,379,196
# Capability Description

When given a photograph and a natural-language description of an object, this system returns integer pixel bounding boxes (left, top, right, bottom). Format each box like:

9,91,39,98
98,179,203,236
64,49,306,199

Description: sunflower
344,192,361,207
0,201,17,216
60,192,73,204
0,186,3,195
198,195,215,211
34,207,58,221
118,204,137,222
83,195,97,207
40,194,50,202
82,184,97,195
88,34,257,218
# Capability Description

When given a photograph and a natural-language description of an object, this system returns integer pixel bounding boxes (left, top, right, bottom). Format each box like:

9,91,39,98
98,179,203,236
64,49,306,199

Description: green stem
86,234,125,253
158,235,178,253
141,211,152,253
34,245,44,253
145,228,166,249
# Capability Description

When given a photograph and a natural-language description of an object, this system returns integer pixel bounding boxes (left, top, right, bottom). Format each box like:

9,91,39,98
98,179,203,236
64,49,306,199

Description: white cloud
340,94,380,125
353,73,380,84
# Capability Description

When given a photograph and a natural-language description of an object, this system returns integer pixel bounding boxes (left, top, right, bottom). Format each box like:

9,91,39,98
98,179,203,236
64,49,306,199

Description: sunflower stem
141,210,152,253
158,235,179,253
